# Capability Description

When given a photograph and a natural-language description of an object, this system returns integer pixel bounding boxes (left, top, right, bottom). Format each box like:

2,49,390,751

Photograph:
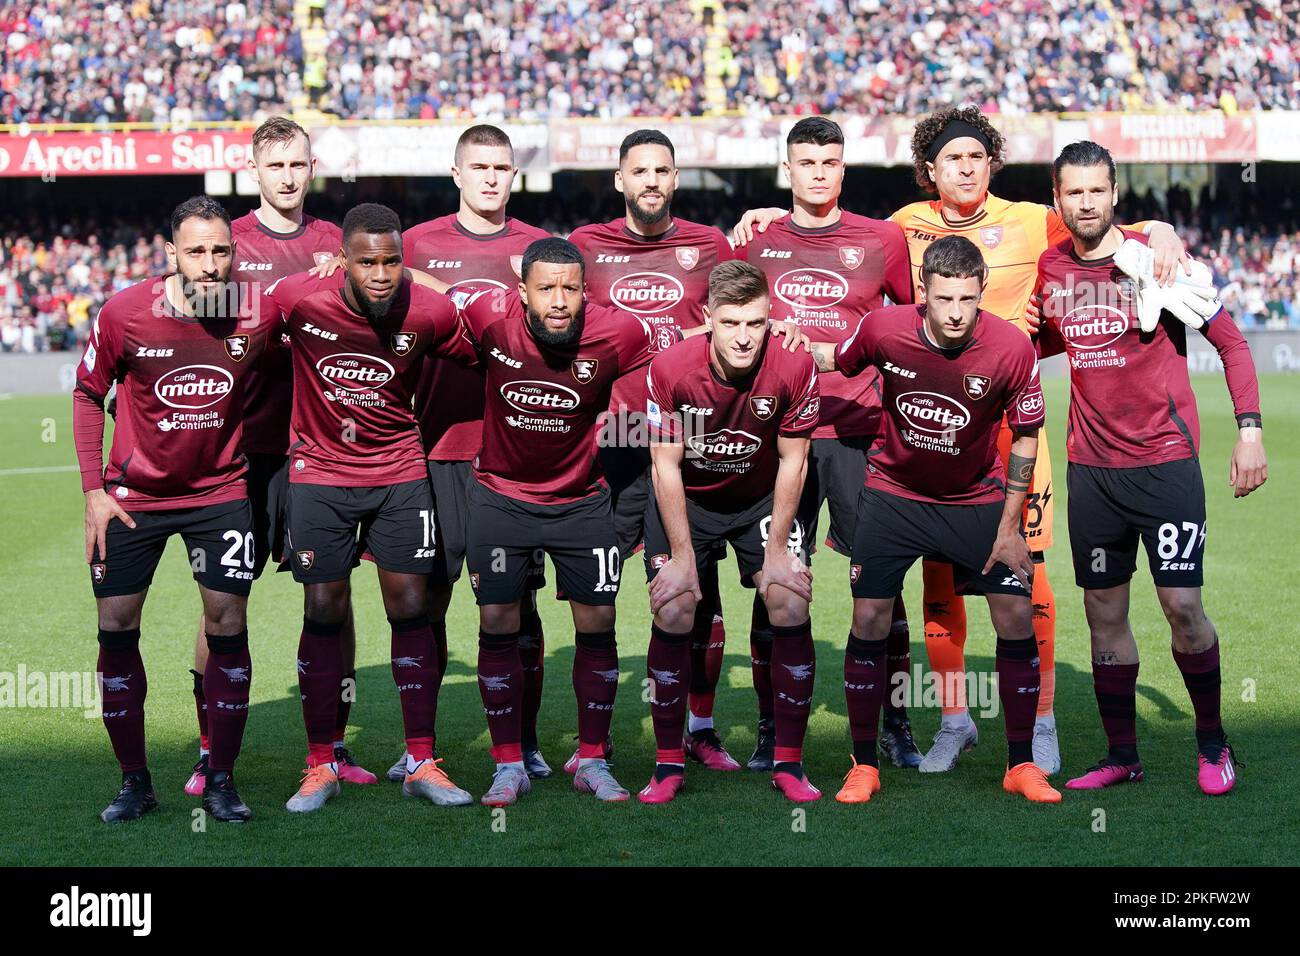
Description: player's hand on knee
758,551,812,604
84,489,135,562
1230,433,1268,498
648,556,701,615
983,528,1032,592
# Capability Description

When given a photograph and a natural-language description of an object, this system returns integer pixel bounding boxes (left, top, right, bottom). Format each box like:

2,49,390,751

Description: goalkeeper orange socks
922,559,968,714
1031,559,1056,718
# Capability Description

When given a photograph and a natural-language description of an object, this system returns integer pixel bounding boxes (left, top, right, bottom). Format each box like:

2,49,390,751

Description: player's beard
626,188,672,228
1063,203,1114,245
177,268,236,319
348,276,397,321
526,303,586,349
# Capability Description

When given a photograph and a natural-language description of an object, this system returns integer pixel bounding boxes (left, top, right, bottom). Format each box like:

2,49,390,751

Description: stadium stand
4,0,1300,121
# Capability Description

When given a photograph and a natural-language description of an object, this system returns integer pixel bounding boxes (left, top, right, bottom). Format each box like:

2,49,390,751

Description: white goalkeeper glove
1113,238,1222,333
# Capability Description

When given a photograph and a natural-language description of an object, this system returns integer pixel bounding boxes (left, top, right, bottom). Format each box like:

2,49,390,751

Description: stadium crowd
4,196,1299,354
4,0,1300,122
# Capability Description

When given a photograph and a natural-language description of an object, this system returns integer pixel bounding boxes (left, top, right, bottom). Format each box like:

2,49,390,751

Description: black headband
925,120,993,163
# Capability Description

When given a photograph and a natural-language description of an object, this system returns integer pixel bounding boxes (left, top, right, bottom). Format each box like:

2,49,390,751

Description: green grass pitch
2,376,1297,867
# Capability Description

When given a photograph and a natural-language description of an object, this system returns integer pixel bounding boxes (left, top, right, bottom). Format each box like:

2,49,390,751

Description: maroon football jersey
404,215,551,461
265,271,476,487
836,304,1045,505
75,277,273,509
737,211,913,440
647,333,819,512
231,211,342,456
458,287,657,504
568,217,733,417
1036,231,1261,469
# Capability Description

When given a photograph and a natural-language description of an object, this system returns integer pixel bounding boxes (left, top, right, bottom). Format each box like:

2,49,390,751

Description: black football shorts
285,479,434,583
427,459,545,590
807,435,872,556
1067,459,1207,590
849,487,1030,600
89,498,255,598
643,482,818,588
465,477,619,606
246,452,288,578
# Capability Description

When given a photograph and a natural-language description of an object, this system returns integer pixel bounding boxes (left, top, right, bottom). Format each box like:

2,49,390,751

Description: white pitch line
0,465,79,477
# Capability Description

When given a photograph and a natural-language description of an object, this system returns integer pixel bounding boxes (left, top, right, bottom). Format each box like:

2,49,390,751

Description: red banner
0,129,254,177
0,113,1268,177
1087,113,1258,163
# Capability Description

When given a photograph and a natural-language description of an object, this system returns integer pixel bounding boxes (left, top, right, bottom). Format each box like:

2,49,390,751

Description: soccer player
568,129,743,772
733,116,920,771
75,196,275,823
639,261,821,804
451,236,664,807
181,118,377,797
269,204,480,813
734,106,1191,775
1034,142,1266,795
385,124,554,782
809,235,1060,804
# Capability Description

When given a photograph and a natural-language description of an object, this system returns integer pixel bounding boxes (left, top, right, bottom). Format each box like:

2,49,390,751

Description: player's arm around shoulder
416,283,480,368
